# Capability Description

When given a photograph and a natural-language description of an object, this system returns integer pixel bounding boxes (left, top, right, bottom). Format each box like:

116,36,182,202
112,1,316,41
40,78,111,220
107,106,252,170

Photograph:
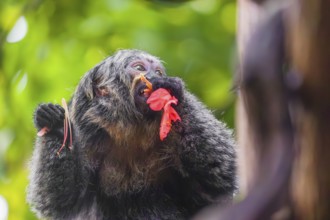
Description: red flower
147,88,181,141
146,88,173,110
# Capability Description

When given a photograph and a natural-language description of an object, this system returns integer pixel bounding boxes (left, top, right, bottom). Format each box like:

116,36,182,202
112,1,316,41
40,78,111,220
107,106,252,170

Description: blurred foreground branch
195,0,330,219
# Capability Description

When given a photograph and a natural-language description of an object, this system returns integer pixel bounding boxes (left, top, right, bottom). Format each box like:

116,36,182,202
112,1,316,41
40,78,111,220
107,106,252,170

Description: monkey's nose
145,71,158,80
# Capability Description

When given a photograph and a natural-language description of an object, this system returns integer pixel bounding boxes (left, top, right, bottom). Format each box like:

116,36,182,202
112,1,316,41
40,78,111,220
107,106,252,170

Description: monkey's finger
49,104,65,114
49,104,65,121
35,105,53,121
152,78,183,102
34,114,51,129
44,103,63,119
150,78,166,90
35,104,62,128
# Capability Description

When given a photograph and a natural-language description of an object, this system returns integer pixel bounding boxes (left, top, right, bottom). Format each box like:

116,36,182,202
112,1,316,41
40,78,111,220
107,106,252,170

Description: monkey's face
71,50,166,132
127,57,166,117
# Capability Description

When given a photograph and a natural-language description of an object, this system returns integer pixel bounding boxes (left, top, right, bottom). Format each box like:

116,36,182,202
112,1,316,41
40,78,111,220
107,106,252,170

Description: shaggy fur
27,49,236,220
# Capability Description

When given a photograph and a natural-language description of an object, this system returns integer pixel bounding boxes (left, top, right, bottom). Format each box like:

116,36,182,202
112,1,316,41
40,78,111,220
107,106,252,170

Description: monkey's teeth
144,88,152,94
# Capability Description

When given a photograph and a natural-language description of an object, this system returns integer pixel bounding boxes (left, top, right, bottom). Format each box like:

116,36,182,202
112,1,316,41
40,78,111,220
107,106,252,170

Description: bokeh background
0,0,236,219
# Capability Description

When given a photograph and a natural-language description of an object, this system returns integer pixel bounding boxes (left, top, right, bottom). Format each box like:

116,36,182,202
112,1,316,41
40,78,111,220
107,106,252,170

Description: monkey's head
71,49,167,145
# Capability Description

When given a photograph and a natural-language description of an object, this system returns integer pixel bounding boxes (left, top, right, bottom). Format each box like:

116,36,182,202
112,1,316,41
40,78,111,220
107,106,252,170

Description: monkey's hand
29,103,86,219
150,77,184,104
34,103,65,136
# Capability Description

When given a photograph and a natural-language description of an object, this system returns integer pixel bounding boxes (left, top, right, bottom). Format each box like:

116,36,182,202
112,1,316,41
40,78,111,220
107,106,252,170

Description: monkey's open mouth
135,82,150,98
132,74,153,98
133,80,156,117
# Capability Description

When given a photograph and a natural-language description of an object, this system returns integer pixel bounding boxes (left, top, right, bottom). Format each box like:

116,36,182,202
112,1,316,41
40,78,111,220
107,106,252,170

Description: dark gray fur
27,49,236,220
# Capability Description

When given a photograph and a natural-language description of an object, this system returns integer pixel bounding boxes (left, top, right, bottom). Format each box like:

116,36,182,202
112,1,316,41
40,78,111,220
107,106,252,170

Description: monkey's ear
94,86,110,97
80,65,101,100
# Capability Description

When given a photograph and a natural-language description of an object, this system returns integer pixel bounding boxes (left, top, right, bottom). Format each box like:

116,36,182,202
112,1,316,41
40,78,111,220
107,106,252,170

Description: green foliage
0,0,236,219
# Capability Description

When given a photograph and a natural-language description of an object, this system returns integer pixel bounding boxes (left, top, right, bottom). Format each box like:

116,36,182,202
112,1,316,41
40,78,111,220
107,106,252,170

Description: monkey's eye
133,64,146,72
155,69,163,75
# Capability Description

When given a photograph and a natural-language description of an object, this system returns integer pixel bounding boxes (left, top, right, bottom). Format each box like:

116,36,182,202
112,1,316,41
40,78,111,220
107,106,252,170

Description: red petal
166,97,178,106
159,101,181,141
159,112,172,141
147,88,172,111
164,102,181,122
148,100,167,111
169,107,181,122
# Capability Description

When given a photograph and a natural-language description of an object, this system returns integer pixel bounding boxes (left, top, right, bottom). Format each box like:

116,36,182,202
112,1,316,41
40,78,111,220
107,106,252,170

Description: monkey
27,49,237,220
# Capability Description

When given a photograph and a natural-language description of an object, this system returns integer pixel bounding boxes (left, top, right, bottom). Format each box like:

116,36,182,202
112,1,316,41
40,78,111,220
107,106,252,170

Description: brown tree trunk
236,0,330,219
287,1,330,219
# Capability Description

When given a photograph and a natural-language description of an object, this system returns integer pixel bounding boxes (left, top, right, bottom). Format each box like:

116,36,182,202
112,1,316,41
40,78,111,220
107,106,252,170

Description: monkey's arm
152,78,236,201
27,103,88,219
174,91,236,208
